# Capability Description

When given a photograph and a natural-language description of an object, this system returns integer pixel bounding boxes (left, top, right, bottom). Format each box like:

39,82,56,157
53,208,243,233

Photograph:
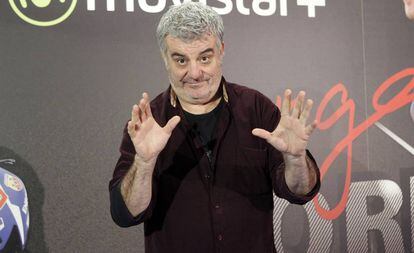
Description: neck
180,95,222,115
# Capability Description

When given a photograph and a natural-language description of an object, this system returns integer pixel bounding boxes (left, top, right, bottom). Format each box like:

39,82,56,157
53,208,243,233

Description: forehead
165,35,217,55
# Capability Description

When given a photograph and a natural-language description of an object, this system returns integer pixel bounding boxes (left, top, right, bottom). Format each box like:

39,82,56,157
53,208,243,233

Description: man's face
162,34,224,107
404,0,414,20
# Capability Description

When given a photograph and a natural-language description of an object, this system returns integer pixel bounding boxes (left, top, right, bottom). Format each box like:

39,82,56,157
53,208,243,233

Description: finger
127,120,136,137
143,92,153,118
164,116,181,134
251,128,271,140
281,89,292,116
144,103,153,120
138,97,147,122
305,120,318,136
128,115,142,131
299,99,313,125
292,91,305,118
131,104,140,124
142,92,149,100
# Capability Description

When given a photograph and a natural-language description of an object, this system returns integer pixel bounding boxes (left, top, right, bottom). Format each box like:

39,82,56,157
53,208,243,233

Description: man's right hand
128,92,181,163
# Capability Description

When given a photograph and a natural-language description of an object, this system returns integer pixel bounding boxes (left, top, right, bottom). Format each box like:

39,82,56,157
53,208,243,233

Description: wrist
133,154,157,173
283,151,307,168
134,152,157,163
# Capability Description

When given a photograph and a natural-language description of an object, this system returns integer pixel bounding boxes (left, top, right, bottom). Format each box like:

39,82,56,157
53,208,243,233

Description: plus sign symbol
297,0,326,18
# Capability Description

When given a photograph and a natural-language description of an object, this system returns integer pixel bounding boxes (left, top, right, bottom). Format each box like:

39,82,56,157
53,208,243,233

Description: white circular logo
9,0,77,27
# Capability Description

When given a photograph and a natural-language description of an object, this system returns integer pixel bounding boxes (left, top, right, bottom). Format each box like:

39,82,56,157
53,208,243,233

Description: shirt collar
170,78,229,108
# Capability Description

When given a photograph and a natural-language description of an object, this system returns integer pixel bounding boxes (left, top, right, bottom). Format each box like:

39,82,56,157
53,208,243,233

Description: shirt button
215,204,220,209
217,234,223,241
204,174,210,179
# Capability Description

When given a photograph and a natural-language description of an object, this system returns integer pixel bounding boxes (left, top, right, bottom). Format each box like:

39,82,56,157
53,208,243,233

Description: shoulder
150,88,170,109
149,87,174,125
225,80,280,131
225,81,277,111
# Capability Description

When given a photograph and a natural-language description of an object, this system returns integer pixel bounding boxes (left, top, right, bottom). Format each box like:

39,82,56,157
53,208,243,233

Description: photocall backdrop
0,0,413,252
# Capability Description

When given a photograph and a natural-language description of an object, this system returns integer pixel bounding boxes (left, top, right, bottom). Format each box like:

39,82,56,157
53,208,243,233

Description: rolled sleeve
109,181,149,227
109,123,157,227
271,149,321,205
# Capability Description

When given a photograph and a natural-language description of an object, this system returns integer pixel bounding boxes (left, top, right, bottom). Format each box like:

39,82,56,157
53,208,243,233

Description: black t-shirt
183,98,224,155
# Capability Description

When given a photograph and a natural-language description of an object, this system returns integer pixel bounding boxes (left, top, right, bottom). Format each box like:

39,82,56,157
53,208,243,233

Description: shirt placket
208,105,231,253
190,128,223,253
174,93,232,253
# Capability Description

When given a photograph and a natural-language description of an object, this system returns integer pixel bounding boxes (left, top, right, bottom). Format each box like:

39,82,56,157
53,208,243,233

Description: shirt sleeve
270,149,321,205
256,92,321,205
109,123,157,227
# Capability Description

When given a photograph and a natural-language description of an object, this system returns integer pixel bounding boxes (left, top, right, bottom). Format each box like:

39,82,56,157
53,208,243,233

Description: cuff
274,150,321,205
109,181,148,227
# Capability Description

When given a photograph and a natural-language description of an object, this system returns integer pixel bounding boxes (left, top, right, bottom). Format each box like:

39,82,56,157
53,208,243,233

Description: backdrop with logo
0,0,413,252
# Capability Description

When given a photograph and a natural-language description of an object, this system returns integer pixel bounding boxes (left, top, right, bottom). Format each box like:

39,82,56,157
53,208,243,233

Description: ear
161,50,169,69
219,42,225,61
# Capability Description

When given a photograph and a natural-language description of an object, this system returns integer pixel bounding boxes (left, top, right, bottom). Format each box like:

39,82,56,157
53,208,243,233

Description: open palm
128,93,180,162
252,89,317,157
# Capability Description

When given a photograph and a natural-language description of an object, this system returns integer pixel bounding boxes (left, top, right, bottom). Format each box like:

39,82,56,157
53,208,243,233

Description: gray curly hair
156,2,224,54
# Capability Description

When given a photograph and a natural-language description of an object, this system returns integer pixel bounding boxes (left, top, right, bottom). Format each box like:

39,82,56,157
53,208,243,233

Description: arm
270,149,320,205
253,89,320,198
283,151,317,196
109,92,180,226
120,155,156,217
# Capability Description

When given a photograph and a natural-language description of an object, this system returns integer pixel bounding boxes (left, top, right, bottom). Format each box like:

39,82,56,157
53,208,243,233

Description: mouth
184,80,207,88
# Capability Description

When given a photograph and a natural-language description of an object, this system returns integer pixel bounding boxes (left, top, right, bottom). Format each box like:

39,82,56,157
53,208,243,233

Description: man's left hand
252,89,317,156
252,89,318,195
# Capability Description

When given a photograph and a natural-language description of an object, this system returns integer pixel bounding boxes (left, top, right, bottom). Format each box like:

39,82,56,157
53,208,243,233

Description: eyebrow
170,48,215,58
171,52,185,58
200,48,214,55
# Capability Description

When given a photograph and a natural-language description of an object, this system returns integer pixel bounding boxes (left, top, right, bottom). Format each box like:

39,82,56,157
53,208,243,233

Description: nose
187,62,202,80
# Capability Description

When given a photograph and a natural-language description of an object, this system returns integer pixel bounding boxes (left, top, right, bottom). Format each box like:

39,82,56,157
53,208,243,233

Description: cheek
206,62,222,76
169,67,185,80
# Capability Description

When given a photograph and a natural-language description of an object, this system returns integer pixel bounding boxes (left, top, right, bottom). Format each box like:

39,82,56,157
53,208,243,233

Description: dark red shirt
109,80,320,253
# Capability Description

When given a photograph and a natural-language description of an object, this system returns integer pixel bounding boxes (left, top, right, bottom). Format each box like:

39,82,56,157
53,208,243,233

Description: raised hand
128,92,180,163
252,89,317,157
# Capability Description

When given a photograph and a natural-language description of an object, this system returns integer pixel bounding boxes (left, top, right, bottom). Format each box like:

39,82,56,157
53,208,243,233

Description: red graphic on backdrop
314,68,414,220
276,68,414,220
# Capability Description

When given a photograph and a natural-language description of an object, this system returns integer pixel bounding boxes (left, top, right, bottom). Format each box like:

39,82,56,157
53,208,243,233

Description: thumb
164,116,181,134
252,128,271,140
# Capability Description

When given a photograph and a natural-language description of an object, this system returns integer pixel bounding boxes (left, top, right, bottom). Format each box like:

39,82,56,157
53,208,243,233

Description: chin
189,94,212,103
406,11,414,20
186,87,211,99
405,3,414,19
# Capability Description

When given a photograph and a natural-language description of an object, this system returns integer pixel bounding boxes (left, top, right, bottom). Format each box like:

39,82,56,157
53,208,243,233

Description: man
110,3,320,253
404,0,414,19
